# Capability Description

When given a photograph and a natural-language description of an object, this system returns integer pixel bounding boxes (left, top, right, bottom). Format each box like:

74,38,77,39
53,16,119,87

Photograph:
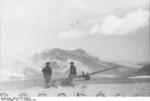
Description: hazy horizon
1,0,150,67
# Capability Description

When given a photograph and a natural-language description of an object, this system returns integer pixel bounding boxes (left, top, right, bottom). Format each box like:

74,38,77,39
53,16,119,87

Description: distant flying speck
76,21,79,24
69,21,82,26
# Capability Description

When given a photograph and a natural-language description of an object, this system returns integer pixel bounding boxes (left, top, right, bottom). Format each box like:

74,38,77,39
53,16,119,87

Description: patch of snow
129,75,150,78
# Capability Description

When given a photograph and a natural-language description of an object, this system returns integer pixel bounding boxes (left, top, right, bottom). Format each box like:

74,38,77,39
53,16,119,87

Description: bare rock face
136,64,150,75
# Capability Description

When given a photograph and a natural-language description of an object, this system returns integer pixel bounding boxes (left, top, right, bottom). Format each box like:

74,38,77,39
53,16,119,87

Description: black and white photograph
0,0,150,98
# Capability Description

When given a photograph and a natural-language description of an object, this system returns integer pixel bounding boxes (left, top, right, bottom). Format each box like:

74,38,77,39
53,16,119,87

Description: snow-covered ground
1,82,150,97
129,75,150,79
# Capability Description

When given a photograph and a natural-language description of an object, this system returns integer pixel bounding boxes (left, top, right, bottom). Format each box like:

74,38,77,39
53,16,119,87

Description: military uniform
69,62,77,79
42,65,52,88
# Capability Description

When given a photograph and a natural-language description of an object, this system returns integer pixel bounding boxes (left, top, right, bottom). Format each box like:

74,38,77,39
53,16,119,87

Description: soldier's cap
70,61,74,64
46,62,50,65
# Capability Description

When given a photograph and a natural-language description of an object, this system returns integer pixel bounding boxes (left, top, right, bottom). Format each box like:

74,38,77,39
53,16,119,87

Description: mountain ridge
1,48,140,81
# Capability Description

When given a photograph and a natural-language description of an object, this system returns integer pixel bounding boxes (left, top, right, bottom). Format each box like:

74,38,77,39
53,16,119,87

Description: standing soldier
69,61,77,78
42,62,52,88
61,61,77,86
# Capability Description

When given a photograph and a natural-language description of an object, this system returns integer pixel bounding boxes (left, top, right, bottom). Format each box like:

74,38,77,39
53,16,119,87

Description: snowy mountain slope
1,48,138,81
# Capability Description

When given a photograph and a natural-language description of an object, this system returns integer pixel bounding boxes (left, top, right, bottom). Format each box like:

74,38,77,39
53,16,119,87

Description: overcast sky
1,0,150,66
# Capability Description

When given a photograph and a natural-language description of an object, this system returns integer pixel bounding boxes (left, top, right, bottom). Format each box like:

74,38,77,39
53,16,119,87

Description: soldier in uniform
42,62,52,88
69,61,77,78
61,61,77,86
